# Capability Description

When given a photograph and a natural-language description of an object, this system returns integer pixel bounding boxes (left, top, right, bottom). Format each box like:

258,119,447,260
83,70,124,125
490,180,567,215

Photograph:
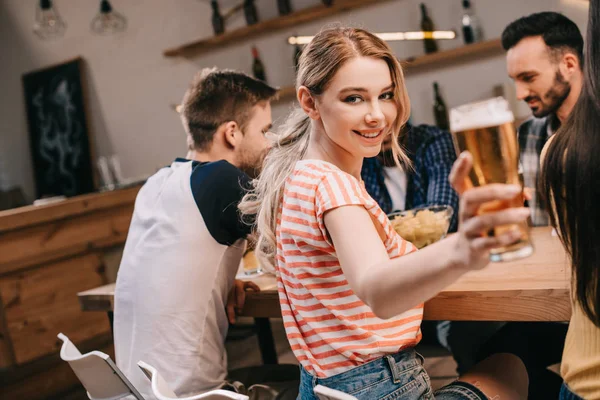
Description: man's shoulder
517,115,551,137
408,124,453,152
190,160,251,245
411,124,452,141
192,159,246,180
142,159,247,194
410,123,446,137
190,160,249,192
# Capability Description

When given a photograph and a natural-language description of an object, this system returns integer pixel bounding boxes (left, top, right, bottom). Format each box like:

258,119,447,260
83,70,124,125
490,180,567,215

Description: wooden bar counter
0,186,140,399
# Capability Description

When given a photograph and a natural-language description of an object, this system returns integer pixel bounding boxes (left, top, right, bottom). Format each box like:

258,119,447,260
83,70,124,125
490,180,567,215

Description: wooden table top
78,227,571,321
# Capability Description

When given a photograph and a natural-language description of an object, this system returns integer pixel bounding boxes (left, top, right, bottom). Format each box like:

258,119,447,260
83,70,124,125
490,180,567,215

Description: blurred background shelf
402,38,503,73
276,86,297,102
163,0,395,57
275,38,503,102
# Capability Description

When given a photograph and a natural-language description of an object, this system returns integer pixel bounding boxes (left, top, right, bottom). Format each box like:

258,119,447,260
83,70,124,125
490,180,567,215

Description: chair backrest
57,333,145,400
314,385,358,400
137,361,177,399
137,361,249,400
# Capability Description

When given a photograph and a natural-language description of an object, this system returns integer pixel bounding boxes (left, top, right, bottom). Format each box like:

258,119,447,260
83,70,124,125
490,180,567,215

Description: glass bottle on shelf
433,82,449,130
210,0,224,35
252,46,267,82
420,3,438,54
244,0,259,25
294,43,302,73
277,0,293,16
461,0,482,44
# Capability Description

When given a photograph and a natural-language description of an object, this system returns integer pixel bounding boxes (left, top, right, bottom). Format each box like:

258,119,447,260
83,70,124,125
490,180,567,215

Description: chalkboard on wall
22,57,96,199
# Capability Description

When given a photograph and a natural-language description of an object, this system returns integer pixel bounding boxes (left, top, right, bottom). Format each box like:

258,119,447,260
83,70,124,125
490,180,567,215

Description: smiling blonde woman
241,26,530,400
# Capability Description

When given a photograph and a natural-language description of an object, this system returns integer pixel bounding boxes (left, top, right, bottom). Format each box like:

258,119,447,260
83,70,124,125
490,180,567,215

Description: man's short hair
181,68,277,151
501,12,584,64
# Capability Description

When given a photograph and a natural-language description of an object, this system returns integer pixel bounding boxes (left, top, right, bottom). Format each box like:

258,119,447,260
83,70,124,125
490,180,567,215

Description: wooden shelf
275,38,504,102
277,85,297,101
402,38,503,73
163,0,395,57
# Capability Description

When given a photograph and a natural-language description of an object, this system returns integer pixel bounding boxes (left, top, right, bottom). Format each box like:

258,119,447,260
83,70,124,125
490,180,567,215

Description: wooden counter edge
424,287,571,321
0,185,142,233
240,288,572,321
79,284,571,322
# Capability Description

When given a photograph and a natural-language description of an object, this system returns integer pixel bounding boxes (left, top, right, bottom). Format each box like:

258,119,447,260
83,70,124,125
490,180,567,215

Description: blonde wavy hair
239,26,411,270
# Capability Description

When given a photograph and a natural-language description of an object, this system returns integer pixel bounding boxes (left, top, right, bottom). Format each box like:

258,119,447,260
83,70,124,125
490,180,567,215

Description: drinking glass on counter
449,97,533,262
242,249,262,276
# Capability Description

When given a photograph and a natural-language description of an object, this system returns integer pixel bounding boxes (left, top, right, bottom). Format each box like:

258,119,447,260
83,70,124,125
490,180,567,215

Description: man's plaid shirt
518,115,558,227
362,124,459,232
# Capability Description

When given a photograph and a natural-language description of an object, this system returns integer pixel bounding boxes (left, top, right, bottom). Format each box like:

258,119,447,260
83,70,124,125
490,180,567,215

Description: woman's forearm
359,235,469,319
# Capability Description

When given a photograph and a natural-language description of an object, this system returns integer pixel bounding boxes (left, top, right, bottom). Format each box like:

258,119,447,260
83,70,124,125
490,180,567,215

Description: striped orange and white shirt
276,159,422,378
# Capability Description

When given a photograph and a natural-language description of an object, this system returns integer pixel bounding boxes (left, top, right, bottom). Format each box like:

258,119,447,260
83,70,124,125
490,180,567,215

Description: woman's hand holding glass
448,151,531,271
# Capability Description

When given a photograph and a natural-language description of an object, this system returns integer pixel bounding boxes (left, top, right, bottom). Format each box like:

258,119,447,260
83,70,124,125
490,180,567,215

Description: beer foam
450,97,515,132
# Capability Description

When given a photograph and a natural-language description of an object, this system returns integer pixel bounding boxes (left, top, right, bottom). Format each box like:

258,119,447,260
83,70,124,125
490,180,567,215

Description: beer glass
449,97,533,262
242,250,262,276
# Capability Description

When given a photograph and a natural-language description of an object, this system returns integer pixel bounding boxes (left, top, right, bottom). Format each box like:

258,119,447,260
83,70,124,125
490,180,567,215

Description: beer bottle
211,0,224,35
461,0,482,44
433,82,449,130
252,46,267,82
294,43,302,73
277,0,293,16
420,3,438,54
244,0,259,25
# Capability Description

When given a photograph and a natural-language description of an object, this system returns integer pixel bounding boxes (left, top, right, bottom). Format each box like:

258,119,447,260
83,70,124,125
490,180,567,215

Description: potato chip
389,207,451,249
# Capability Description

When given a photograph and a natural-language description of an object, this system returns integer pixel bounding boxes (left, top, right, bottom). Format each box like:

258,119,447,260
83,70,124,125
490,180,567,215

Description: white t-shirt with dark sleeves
114,159,252,399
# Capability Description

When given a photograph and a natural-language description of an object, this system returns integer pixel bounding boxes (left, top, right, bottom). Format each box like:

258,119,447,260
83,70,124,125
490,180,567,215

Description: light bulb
33,0,67,39
91,0,127,35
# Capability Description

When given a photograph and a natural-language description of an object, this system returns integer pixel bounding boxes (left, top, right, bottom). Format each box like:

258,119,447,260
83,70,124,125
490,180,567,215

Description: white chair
314,385,358,400
57,333,145,400
137,361,249,400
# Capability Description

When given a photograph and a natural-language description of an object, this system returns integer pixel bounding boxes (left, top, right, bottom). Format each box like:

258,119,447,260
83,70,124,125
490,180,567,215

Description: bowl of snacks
388,205,453,249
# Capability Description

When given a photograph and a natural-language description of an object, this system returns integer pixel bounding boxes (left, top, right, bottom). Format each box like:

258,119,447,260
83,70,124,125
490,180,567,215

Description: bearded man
503,11,584,226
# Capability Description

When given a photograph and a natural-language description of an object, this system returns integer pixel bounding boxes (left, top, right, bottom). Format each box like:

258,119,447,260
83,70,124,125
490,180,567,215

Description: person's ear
298,86,320,120
221,121,240,149
561,52,581,79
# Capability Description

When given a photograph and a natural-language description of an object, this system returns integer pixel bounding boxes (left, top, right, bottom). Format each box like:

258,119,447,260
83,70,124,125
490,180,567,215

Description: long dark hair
541,0,600,327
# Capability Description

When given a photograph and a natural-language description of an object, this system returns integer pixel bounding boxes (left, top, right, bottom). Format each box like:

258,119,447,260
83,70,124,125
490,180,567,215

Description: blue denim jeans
559,383,585,400
298,348,487,400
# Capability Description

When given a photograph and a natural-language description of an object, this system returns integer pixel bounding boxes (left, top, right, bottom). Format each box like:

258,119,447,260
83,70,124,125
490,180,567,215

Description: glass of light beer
449,97,533,262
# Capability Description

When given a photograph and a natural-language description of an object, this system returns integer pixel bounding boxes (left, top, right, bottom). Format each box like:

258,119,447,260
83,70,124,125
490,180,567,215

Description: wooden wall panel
0,185,140,234
0,357,81,400
0,205,133,275
0,187,138,398
0,337,113,400
0,254,111,365
0,298,15,368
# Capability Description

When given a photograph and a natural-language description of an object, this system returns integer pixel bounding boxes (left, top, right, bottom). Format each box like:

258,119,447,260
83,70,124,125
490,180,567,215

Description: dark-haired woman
540,0,600,399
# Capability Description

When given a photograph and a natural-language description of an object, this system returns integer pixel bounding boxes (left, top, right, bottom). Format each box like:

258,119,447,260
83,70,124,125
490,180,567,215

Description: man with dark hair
472,14,585,399
113,68,297,399
502,11,583,226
